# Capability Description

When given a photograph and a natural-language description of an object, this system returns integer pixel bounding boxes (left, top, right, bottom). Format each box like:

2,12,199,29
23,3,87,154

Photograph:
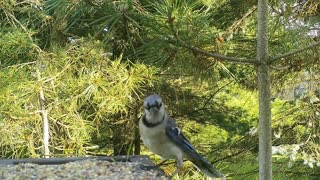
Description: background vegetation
0,0,319,179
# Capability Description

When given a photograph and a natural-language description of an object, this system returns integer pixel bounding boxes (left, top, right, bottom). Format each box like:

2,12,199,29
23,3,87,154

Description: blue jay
139,94,225,178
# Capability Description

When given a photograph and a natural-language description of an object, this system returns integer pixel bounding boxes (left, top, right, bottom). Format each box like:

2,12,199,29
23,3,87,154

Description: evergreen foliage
0,37,155,157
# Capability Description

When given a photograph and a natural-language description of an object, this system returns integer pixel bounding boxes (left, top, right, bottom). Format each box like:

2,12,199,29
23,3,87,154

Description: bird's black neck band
142,114,165,128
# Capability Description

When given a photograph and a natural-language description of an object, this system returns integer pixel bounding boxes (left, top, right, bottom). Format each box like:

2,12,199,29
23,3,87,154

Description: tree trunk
256,0,272,179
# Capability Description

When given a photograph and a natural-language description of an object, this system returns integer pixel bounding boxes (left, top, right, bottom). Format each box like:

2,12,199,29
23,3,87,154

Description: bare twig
213,145,256,164
269,41,320,64
195,80,235,112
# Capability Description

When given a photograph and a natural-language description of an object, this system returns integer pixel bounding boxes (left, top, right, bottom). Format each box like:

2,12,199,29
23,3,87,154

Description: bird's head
143,94,165,119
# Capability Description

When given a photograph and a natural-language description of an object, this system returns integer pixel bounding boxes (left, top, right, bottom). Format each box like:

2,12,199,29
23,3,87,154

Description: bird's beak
145,106,156,112
145,103,161,112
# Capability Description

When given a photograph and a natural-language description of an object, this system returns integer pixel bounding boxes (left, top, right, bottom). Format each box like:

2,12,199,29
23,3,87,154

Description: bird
139,94,225,179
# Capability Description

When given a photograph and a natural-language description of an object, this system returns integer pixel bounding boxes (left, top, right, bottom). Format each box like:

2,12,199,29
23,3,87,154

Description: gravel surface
0,159,168,180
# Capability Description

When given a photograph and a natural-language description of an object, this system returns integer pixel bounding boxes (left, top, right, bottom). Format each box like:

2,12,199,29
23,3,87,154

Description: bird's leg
171,159,183,177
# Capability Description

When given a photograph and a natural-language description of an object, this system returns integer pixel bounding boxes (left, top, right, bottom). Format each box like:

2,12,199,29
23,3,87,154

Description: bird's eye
159,102,162,107
144,103,150,110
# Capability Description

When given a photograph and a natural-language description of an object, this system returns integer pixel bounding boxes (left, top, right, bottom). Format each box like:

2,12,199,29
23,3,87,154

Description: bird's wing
164,117,204,161
165,117,225,178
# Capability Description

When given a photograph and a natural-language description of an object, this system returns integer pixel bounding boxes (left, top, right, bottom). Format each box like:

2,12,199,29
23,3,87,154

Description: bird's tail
190,154,225,179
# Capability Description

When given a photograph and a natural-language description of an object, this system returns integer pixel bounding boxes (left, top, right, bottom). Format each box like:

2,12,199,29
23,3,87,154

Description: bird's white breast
139,119,184,160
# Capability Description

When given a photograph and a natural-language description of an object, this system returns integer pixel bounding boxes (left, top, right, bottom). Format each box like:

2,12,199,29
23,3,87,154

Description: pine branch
165,9,257,65
269,41,320,64
170,40,257,64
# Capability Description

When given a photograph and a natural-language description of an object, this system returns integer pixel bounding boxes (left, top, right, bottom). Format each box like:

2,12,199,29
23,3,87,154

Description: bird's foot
170,166,182,178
